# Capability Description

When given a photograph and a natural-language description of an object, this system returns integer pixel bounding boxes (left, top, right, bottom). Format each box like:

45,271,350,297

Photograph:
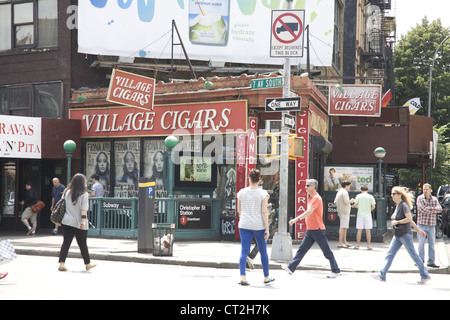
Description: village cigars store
69,74,331,241
0,115,81,231
69,98,249,238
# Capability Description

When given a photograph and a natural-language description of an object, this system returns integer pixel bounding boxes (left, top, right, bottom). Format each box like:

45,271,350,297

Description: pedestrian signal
257,134,304,159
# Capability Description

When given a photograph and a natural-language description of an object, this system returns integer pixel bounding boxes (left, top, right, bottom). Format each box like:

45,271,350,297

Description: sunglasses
391,192,399,196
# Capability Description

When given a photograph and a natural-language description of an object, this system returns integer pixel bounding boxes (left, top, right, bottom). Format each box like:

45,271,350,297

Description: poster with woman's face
143,139,166,197
86,141,111,196
115,140,140,197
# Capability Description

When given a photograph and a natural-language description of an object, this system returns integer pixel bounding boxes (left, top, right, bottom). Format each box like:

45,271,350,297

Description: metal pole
378,158,382,196
271,0,294,261
66,152,72,185
428,35,450,117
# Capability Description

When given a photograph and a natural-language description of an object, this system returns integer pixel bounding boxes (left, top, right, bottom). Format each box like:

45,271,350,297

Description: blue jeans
418,224,436,264
379,233,430,281
287,229,340,274
239,228,269,277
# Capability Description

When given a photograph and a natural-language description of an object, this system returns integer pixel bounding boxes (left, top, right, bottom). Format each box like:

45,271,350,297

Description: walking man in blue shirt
51,178,66,235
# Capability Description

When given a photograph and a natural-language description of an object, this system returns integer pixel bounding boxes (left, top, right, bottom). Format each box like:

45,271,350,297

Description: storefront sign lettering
295,110,308,240
107,69,155,110
70,100,248,137
328,84,382,117
0,115,41,159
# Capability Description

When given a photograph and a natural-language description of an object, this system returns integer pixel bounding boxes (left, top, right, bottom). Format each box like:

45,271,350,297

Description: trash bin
152,223,175,256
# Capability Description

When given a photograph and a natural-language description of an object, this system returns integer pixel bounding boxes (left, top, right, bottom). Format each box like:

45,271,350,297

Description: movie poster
86,141,111,196
115,140,140,197
143,139,166,198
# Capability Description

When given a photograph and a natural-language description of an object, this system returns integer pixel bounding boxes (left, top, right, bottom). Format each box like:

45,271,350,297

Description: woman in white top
58,173,96,272
237,169,274,286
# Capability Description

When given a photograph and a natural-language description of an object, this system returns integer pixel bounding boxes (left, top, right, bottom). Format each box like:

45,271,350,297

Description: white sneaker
246,257,254,270
327,272,341,278
418,277,431,284
371,274,385,282
281,264,293,275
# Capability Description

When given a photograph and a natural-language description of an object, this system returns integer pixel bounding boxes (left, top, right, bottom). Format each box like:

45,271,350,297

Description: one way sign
265,97,301,112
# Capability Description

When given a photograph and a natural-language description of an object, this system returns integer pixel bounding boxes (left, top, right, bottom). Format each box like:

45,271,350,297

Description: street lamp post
428,35,450,117
374,147,386,196
63,140,76,185
374,147,387,236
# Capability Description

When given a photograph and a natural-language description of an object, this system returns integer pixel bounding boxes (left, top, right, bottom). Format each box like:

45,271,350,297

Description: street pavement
1,230,449,275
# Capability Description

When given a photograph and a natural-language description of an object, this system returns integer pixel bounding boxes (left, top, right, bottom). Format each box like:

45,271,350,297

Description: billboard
78,1,336,66
323,165,375,193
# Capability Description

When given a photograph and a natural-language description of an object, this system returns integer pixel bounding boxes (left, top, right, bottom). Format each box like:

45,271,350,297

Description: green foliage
394,17,450,189
394,17,450,128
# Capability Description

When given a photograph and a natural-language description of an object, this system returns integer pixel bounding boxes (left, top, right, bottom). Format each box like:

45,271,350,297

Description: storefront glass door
1,161,16,217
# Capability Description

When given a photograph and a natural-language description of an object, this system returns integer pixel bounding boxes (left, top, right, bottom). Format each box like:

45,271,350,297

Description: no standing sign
270,10,305,58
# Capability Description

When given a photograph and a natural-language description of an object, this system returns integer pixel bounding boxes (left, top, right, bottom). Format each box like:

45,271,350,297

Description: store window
34,83,62,117
0,82,63,117
0,0,58,51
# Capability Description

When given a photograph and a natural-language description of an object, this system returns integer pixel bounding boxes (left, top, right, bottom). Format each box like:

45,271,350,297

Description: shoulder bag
50,192,66,224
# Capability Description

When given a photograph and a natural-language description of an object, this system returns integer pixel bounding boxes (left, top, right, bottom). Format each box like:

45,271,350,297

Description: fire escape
361,0,396,104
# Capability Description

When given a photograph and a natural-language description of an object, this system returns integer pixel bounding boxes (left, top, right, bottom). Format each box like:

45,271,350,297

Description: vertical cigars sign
328,84,382,117
0,115,41,159
107,69,155,110
295,110,309,240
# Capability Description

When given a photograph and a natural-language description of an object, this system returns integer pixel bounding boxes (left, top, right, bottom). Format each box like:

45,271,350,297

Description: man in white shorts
354,185,376,250
334,181,353,248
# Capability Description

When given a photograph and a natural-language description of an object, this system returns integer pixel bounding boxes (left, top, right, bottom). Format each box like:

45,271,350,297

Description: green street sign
251,77,283,90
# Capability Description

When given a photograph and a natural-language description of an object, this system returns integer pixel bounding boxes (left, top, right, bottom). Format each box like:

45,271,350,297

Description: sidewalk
2,230,449,274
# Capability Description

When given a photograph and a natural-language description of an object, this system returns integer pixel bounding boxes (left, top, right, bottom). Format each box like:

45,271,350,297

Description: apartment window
0,0,57,51
0,82,62,118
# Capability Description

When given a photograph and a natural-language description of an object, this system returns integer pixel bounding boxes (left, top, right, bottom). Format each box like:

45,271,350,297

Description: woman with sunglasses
372,186,430,284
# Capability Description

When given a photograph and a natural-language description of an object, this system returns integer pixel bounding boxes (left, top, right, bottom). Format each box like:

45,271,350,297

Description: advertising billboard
78,1,336,66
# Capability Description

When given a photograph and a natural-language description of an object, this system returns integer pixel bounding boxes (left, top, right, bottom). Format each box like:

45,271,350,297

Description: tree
394,17,450,128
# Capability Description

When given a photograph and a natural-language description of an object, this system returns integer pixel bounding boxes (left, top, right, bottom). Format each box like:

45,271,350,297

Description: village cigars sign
328,84,382,117
107,69,155,110
69,100,248,138
0,115,41,159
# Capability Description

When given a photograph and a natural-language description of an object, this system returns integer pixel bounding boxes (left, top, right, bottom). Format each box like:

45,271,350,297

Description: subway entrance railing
87,197,221,240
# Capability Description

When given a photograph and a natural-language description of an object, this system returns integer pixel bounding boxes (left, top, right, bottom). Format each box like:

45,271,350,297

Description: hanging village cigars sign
107,69,155,110
69,100,248,137
328,84,382,117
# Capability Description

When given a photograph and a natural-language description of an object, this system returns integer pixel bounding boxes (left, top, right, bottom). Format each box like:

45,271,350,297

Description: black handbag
50,192,66,224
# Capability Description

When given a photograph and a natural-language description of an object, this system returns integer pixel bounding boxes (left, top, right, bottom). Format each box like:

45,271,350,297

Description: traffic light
288,136,304,158
257,135,280,157
257,134,304,159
